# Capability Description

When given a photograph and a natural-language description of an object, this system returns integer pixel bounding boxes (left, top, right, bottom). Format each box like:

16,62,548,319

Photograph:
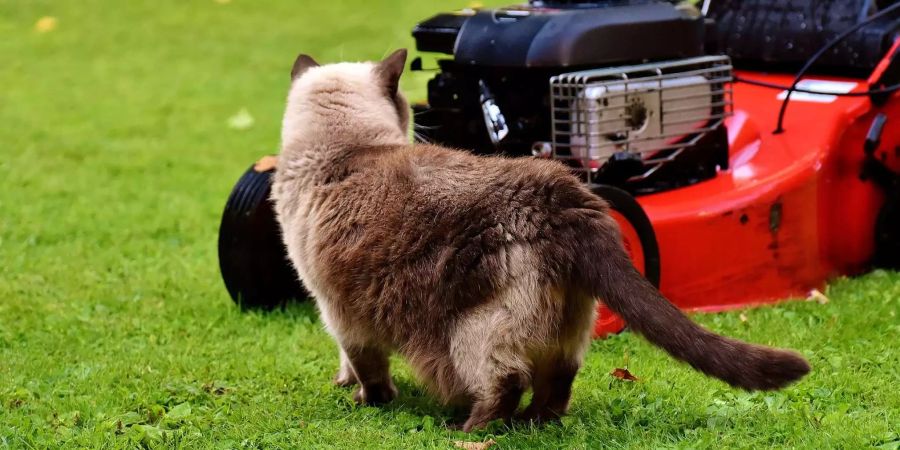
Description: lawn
1,0,899,448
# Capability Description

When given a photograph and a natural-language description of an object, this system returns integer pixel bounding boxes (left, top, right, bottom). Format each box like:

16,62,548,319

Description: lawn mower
218,0,900,337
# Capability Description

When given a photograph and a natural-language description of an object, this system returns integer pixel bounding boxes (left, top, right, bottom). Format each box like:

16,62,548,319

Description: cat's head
284,49,410,142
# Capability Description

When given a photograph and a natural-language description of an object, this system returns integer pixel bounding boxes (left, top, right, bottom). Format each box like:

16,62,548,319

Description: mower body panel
643,72,898,311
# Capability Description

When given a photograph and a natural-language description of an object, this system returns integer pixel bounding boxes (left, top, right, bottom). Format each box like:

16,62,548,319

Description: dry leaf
253,155,278,172
201,382,231,395
739,312,748,322
34,16,58,33
807,289,829,305
227,108,254,130
453,439,496,450
610,368,638,382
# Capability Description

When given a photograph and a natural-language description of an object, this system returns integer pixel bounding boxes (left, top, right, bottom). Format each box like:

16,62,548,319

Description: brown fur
271,49,810,432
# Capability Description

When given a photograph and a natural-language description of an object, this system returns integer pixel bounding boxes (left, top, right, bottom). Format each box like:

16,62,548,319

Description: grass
1,0,899,448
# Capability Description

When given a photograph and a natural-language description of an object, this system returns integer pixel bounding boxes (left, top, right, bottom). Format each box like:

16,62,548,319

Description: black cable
774,1,900,134
734,75,900,97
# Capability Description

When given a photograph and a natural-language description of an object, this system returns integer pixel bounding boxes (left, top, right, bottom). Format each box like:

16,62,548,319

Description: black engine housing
412,0,725,194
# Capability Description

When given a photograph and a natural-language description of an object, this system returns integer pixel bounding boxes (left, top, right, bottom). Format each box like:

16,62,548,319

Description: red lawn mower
218,0,900,337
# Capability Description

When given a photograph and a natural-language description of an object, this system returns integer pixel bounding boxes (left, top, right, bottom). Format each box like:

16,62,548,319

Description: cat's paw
352,381,398,405
461,416,490,433
333,370,358,387
514,405,563,426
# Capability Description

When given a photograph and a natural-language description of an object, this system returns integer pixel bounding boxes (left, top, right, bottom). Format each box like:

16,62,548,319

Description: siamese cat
270,49,810,432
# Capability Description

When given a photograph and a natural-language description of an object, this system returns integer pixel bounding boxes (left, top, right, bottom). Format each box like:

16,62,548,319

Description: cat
270,49,810,432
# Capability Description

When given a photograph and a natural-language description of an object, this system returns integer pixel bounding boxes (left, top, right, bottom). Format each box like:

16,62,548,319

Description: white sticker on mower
777,80,859,103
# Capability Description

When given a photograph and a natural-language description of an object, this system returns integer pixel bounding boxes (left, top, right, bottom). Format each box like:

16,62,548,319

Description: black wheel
707,0,893,73
589,184,661,287
218,160,308,309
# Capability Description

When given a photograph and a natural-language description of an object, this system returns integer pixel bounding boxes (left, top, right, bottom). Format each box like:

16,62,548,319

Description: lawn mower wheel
218,158,308,309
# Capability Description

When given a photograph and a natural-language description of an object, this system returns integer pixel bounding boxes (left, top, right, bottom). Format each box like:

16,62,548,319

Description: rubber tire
218,164,308,309
708,0,886,72
589,184,661,287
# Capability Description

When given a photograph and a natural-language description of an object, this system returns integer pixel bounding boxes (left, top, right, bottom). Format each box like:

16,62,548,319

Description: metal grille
549,55,733,182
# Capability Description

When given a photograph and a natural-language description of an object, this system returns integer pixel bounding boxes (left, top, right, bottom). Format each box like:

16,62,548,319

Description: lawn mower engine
412,0,731,195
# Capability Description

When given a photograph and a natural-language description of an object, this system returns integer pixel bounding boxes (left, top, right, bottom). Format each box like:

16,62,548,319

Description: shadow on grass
342,377,614,436
234,297,320,324
382,378,469,425
238,298,613,435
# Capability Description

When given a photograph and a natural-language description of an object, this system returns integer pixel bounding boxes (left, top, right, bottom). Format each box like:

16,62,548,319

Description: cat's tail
579,230,810,391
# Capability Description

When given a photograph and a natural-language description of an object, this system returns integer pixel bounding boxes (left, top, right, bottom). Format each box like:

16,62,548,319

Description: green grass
1,0,899,448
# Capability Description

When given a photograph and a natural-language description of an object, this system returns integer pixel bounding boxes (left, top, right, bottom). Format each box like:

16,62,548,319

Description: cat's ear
375,49,407,96
291,54,319,80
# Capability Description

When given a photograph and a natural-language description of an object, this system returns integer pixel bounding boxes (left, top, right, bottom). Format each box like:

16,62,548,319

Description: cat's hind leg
461,369,528,432
519,292,594,424
317,297,393,402
342,344,398,405
517,355,580,424
451,307,530,431
333,348,358,387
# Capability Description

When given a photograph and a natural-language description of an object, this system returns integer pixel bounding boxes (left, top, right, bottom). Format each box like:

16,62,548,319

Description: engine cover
411,1,730,194
458,3,704,67
415,1,706,68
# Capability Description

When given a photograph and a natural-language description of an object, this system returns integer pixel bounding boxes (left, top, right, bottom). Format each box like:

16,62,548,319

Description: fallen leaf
739,312,748,322
253,155,278,172
215,0,231,3
807,289,829,305
227,108,254,130
610,368,638,381
202,383,228,395
165,402,192,420
34,16,58,33
453,439,496,450
117,411,144,426
468,2,484,8
133,424,165,445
